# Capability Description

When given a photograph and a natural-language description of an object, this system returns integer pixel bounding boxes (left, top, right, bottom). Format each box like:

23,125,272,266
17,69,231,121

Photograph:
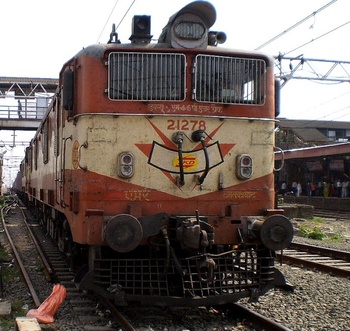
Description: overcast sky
1,0,350,184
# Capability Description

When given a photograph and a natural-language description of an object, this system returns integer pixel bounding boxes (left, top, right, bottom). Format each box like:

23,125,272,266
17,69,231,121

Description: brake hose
198,138,209,184
172,132,185,186
192,130,210,185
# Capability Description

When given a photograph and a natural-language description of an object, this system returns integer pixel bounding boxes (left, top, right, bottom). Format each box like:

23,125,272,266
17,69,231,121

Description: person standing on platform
280,182,287,195
336,179,342,197
17,100,23,119
342,180,347,198
306,182,312,196
323,181,329,197
296,182,302,197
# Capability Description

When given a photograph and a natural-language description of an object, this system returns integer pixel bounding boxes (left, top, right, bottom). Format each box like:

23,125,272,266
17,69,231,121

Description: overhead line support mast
275,55,350,87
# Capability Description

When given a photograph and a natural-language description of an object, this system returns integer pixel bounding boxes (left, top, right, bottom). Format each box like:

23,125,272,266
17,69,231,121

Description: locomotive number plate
167,119,206,131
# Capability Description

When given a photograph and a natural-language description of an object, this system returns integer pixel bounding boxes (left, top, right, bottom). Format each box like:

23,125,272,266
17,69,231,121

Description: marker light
236,154,252,180
118,152,135,178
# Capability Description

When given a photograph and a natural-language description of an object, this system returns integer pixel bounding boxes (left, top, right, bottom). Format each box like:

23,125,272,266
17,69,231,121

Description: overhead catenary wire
96,0,137,44
255,0,338,51
96,0,120,43
285,19,350,55
283,105,350,135
115,0,137,31
264,1,350,122
279,89,350,127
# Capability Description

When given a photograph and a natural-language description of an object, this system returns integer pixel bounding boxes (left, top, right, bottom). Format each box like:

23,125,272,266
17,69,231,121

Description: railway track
313,209,350,220
0,197,293,330
276,242,350,278
118,304,293,331
1,198,44,308
6,196,349,329
1,198,134,330
226,303,292,331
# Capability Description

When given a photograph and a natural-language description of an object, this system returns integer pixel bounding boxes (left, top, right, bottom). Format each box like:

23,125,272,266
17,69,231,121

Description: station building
275,119,350,198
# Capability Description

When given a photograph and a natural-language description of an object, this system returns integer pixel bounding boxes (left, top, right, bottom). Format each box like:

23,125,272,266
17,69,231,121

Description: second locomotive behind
17,1,293,306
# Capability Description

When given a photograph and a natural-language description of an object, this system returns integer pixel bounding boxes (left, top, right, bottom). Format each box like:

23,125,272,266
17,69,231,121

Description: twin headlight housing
236,154,253,180
118,152,135,178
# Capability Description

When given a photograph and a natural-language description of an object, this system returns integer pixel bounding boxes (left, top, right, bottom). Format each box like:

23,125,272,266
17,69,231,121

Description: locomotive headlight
118,152,135,178
236,154,252,180
174,22,205,39
157,2,216,49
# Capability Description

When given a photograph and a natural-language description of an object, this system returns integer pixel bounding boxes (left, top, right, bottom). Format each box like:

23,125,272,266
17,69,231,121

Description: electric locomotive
20,1,293,306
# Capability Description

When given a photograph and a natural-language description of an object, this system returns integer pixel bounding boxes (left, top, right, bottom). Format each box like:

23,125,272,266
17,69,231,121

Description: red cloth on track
26,284,67,324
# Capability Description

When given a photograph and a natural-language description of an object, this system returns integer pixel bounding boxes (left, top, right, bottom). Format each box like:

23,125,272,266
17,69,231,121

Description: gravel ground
242,217,350,331
245,265,350,331
0,213,349,331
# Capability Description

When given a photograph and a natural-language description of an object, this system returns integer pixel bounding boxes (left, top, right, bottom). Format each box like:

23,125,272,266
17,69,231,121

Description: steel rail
227,303,293,331
313,210,350,220
289,242,350,261
276,243,350,278
0,202,41,307
94,293,137,331
17,203,54,282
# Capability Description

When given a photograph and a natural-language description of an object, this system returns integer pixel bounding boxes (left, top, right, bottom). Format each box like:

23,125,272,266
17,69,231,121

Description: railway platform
282,195,350,212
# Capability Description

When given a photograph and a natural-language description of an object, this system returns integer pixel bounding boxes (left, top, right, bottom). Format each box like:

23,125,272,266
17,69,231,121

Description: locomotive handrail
78,142,88,171
61,135,72,207
274,146,284,172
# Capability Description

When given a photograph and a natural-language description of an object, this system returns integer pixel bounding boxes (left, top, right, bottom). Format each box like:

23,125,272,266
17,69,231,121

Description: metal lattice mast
274,55,350,87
